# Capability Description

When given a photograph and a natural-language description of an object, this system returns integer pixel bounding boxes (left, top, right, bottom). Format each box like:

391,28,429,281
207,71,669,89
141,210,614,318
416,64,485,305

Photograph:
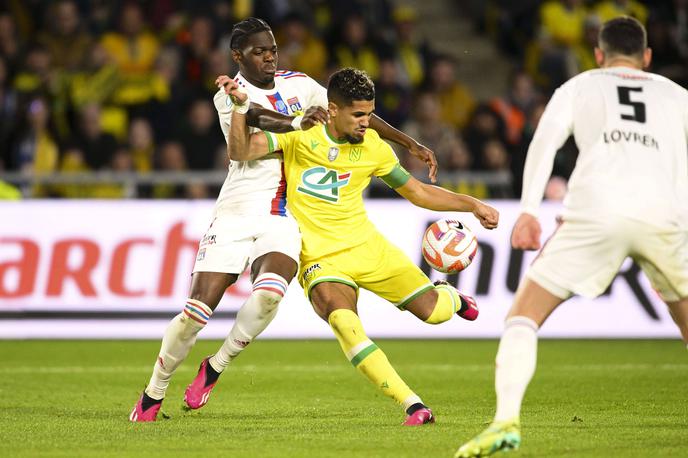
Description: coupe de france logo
327,147,339,161
297,166,351,202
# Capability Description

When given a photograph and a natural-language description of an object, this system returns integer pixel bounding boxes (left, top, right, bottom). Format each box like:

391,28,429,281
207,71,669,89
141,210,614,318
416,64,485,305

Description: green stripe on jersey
264,131,277,153
380,163,411,189
350,343,379,367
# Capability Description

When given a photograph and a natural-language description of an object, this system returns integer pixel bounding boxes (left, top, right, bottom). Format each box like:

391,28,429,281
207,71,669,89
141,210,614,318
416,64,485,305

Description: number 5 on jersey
617,86,646,123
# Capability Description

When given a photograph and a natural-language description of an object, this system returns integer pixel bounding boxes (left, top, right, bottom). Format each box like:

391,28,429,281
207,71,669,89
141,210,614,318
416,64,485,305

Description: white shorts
527,216,688,302
192,214,301,275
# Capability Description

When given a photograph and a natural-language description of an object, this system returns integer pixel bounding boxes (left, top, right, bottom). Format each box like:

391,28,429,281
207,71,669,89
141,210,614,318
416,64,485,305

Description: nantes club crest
297,166,351,202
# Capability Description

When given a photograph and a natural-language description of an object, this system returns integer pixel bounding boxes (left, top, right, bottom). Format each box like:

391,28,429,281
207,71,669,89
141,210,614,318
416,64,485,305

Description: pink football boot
457,292,479,321
129,393,162,422
403,407,435,426
184,357,219,410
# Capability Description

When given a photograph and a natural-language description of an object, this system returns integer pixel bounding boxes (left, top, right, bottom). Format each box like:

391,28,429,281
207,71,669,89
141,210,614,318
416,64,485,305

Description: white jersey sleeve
305,76,328,108
520,82,575,216
213,89,233,140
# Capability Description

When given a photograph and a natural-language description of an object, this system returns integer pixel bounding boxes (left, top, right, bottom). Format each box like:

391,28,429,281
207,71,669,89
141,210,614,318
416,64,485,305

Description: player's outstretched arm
246,106,329,132
369,114,438,183
216,75,328,132
395,176,499,229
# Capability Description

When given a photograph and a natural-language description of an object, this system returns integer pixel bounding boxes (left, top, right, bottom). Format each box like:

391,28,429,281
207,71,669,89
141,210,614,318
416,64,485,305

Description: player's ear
642,48,652,69
231,49,242,64
594,47,605,67
328,101,338,118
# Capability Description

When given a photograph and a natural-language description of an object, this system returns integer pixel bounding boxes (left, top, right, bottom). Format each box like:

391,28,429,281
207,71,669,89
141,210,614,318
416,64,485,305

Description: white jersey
212,70,327,217
521,66,688,227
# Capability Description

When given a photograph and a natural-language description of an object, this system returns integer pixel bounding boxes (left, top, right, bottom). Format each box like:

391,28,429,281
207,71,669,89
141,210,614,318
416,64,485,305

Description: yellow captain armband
380,163,411,189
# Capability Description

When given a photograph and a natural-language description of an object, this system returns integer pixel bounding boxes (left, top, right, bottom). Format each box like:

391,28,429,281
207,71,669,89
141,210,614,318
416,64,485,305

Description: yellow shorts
298,231,433,309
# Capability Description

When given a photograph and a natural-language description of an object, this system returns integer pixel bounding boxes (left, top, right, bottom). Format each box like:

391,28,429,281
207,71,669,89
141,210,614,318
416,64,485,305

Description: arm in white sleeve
213,88,232,140
520,84,575,216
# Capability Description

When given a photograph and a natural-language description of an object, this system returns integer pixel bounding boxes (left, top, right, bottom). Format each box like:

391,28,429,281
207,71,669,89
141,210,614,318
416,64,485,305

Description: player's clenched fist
472,202,499,230
215,74,232,90
215,75,247,105
510,213,541,250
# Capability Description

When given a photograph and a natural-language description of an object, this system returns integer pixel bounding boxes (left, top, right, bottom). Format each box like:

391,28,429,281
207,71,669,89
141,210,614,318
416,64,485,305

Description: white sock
209,273,288,372
494,316,539,422
145,299,212,399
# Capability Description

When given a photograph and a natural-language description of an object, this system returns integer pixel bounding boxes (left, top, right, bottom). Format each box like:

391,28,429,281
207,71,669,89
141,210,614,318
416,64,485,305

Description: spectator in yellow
57,145,89,198
539,0,588,47
571,14,602,74
100,3,162,107
128,118,155,173
333,15,380,80
276,12,328,82
69,43,126,140
427,54,476,131
37,0,92,71
595,0,648,25
12,46,54,97
392,6,429,88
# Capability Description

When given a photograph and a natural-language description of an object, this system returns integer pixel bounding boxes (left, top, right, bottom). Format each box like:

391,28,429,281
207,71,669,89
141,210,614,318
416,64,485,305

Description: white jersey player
131,17,440,422
456,17,688,457
209,69,327,219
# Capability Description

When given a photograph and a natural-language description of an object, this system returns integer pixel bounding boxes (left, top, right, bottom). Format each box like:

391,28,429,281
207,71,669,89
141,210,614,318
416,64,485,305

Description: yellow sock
328,309,421,409
425,284,459,324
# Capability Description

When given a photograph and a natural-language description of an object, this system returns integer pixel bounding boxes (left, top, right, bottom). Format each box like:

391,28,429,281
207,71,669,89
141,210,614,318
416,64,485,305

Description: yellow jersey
264,125,410,261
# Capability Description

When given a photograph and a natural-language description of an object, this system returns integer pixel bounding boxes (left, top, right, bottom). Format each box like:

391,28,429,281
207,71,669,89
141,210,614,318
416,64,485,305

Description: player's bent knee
252,273,289,315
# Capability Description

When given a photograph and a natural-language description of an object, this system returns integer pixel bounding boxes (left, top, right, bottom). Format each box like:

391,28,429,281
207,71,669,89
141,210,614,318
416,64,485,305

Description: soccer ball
421,219,478,273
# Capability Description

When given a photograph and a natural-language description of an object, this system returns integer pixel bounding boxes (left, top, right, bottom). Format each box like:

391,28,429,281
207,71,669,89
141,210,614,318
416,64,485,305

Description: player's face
233,31,278,87
331,100,375,144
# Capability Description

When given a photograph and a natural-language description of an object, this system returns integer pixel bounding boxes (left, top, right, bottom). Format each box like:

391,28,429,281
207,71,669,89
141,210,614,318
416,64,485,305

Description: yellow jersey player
227,67,499,425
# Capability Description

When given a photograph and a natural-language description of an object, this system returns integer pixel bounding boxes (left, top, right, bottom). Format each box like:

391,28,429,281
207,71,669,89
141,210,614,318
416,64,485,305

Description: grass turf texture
0,340,685,457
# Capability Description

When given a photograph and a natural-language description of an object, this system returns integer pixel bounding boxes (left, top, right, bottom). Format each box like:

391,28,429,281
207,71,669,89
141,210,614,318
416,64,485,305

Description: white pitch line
0,363,685,374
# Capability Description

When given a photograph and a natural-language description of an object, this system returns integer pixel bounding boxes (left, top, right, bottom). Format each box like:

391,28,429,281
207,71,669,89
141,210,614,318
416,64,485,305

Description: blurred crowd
0,0,685,200
459,0,688,199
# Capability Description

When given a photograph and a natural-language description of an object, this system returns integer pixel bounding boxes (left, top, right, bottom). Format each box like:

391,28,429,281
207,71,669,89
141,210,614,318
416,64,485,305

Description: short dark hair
327,68,375,106
598,16,646,59
229,17,271,50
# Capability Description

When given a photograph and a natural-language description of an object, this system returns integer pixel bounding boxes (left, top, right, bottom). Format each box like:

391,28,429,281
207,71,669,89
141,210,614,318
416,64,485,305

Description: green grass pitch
0,339,686,457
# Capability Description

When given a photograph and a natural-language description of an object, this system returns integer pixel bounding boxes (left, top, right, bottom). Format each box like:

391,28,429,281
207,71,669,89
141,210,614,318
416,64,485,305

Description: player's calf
209,273,288,371
185,274,289,410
